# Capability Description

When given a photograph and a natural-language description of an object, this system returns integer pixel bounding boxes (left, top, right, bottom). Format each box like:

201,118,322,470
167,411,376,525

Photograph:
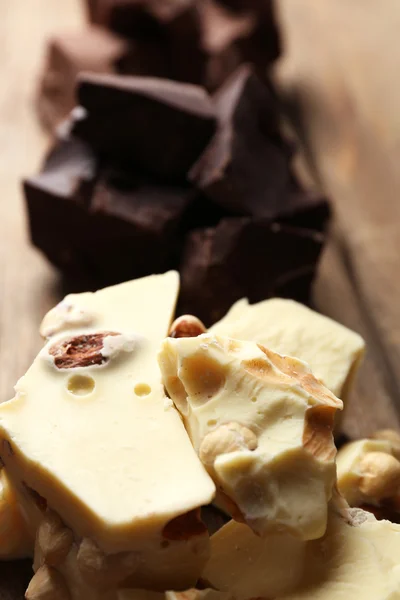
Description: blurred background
1,0,400,442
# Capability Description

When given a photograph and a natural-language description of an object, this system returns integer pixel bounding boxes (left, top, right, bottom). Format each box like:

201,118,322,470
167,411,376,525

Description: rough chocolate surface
25,68,329,325
39,0,281,132
178,218,326,325
85,0,281,88
24,138,194,283
36,27,135,132
191,65,295,218
72,73,218,182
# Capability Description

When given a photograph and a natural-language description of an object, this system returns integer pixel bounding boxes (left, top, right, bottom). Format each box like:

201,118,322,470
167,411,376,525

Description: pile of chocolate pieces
25,0,329,325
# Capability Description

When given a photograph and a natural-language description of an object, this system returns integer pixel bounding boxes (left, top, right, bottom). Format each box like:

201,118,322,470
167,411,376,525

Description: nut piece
37,510,73,567
370,429,400,459
169,315,207,339
199,422,258,466
337,438,400,511
25,565,70,600
48,332,119,369
303,406,337,461
77,538,138,589
359,451,400,500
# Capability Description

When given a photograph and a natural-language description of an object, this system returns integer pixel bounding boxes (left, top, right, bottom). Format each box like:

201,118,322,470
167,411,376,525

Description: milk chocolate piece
190,66,299,218
24,139,193,283
72,73,218,182
178,218,325,325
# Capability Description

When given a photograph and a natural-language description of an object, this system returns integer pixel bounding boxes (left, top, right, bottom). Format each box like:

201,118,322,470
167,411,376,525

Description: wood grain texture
0,2,85,596
0,0,85,405
314,232,400,438
278,0,400,432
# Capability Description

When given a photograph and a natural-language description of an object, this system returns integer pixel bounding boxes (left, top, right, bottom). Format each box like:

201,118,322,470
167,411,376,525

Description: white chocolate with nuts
337,436,400,507
0,272,215,596
211,298,365,401
202,505,400,600
40,300,96,339
158,333,343,540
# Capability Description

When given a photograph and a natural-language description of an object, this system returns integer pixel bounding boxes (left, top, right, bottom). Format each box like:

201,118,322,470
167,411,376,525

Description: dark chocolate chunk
0,559,32,600
217,0,275,15
201,505,230,535
218,0,281,65
85,1,281,89
190,65,294,218
178,218,325,326
37,27,173,133
88,0,198,38
278,182,331,233
87,0,205,84
24,139,193,283
24,138,97,278
36,27,129,132
89,168,195,279
72,73,218,182
199,0,254,91
199,0,281,91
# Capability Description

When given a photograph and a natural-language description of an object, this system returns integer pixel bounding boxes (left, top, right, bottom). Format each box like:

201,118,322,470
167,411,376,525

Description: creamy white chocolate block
211,298,365,401
337,435,400,507
158,333,342,540
0,272,215,596
203,505,400,599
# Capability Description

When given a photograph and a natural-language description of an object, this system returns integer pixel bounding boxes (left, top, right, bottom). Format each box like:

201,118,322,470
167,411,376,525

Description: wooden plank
314,233,400,438
0,2,85,596
0,1,84,404
278,0,400,420
293,149,398,436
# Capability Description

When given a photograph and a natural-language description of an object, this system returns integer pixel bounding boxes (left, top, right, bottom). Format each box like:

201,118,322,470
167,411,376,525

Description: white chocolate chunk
158,333,342,540
337,437,400,507
40,300,95,339
0,272,215,593
0,469,32,559
211,298,365,401
203,505,400,599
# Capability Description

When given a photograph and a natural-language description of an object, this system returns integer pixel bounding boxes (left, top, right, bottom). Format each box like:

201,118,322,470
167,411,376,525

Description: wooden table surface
1,0,400,595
